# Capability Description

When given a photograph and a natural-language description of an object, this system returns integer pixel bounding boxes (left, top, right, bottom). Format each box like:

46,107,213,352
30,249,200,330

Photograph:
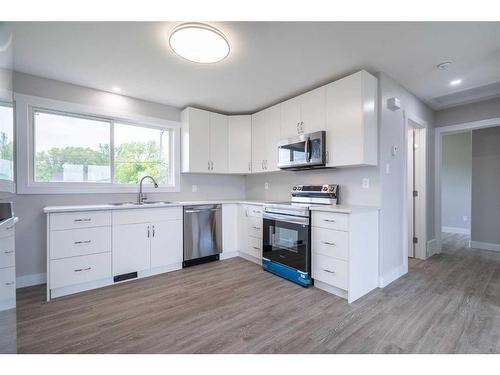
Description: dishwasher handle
184,207,221,214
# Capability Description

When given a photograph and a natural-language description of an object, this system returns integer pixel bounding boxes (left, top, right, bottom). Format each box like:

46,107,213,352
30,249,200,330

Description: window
30,108,175,190
0,103,14,183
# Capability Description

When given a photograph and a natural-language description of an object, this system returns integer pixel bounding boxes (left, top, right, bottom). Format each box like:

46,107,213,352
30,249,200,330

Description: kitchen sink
108,201,173,206
141,201,173,205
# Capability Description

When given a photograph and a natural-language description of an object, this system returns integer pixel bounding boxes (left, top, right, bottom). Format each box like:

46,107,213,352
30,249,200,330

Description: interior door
209,112,228,173
112,222,151,275
151,220,183,268
407,129,415,258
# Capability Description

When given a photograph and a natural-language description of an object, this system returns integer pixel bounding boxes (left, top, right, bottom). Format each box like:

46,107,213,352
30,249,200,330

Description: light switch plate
264,182,269,190
362,178,370,189
192,184,198,193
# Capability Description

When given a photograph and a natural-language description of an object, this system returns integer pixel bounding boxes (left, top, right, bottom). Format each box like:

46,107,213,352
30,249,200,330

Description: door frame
404,113,427,260
434,116,500,252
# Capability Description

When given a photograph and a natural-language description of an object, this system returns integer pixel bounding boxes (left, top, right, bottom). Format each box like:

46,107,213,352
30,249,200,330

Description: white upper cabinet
325,70,378,167
280,87,326,139
181,107,211,173
209,112,228,173
251,104,280,173
181,107,228,173
228,115,252,174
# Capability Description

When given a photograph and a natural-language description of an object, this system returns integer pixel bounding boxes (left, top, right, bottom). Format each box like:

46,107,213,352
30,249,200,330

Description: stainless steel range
262,184,339,287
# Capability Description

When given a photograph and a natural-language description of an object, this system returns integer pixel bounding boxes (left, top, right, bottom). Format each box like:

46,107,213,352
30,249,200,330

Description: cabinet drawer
50,211,111,231
247,236,262,258
247,217,262,238
312,254,348,290
50,252,112,289
0,235,15,269
244,205,263,218
312,227,349,260
0,267,16,302
312,211,349,231
50,227,111,260
0,220,16,239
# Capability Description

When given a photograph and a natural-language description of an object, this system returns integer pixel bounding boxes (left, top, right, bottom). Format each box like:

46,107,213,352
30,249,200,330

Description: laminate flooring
8,233,500,353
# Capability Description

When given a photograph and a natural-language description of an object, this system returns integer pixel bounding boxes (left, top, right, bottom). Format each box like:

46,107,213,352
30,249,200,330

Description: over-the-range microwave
277,131,326,170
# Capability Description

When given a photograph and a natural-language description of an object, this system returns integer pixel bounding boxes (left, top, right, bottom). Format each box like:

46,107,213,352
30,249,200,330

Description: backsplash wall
245,166,381,206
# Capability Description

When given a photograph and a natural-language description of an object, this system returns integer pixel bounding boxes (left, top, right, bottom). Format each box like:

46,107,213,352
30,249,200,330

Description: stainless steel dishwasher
183,204,222,267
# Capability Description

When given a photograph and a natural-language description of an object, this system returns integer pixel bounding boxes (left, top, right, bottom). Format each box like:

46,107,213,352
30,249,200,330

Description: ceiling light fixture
169,23,230,64
112,86,122,93
436,61,453,70
450,79,462,86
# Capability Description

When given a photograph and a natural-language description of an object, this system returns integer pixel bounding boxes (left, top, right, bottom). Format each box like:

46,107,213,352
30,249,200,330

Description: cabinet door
280,97,301,138
251,111,266,173
325,74,364,167
301,86,326,134
209,112,228,173
265,104,281,172
112,223,151,276
228,115,251,174
182,108,210,173
151,220,183,269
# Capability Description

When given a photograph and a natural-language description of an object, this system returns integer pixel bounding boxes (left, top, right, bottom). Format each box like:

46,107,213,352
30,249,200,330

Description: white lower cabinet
0,218,17,312
46,207,183,300
311,208,379,303
237,204,263,263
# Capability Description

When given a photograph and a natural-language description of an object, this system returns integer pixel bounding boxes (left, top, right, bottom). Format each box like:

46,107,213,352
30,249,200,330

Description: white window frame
0,101,15,193
15,93,181,194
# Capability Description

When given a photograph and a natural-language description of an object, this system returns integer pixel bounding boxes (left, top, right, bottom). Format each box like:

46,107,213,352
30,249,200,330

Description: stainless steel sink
108,202,135,206
141,201,173,205
108,201,173,206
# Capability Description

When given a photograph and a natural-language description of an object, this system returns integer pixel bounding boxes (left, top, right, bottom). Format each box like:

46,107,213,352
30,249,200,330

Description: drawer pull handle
74,218,92,223
252,246,260,250
322,241,336,246
6,225,15,230
252,226,260,230
74,240,92,245
323,219,336,223
4,250,14,254
323,269,336,274
5,281,14,286
74,267,92,272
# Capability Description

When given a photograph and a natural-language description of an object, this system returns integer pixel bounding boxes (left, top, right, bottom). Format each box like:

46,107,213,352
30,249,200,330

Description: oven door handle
263,213,309,226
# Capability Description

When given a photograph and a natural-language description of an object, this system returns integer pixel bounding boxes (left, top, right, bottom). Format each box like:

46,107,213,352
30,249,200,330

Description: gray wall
435,96,500,128
441,132,471,231
9,73,246,279
245,167,380,206
377,73,435,277
471,126,500,245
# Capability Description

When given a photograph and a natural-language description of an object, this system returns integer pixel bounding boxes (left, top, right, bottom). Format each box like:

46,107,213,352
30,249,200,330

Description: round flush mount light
436,61,453,70
169,23,230,64
450,79,462,86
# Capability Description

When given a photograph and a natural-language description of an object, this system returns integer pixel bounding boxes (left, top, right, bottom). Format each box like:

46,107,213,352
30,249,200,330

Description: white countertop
43,200,379,214
43,200,267,213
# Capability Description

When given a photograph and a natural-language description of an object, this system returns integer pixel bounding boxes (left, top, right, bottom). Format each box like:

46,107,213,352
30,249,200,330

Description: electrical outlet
264,182,269,190
386,163,391,174
362,178,370,189
191,184,198,193
463,215,468,222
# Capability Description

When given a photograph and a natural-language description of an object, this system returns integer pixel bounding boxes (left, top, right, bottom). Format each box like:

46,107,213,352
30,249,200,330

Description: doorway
406,117,427,260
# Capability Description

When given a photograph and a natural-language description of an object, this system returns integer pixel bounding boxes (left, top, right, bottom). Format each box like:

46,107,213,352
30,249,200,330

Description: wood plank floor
7,233,500,353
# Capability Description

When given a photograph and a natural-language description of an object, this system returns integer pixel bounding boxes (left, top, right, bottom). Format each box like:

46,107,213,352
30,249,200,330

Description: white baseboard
442,226,470,235
470,241,500,253
378,264,407,288
427,238,439,258
16,273,47,288
221,251,239,260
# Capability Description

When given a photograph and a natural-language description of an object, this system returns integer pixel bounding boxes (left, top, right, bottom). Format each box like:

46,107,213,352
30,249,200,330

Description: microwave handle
304,137,311,162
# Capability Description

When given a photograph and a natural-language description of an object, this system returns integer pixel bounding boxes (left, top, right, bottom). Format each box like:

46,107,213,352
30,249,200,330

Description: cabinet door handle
147,225,150,238
248,161,252,171
74,218,91,223
322,241,336,246
322,269,336,274
4,250,14,254
323,219,336,223
152,225,155,237
5,281,14,286
261,160,264,170
73,240,92,245
208,161,211,170
74,267,92,272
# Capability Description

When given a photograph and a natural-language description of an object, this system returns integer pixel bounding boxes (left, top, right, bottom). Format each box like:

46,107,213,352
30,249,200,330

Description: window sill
16,183,180,195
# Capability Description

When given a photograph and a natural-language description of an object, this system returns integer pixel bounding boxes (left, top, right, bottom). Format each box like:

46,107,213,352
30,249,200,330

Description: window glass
34,111,111,183
114,122,170,184
0,104,14,181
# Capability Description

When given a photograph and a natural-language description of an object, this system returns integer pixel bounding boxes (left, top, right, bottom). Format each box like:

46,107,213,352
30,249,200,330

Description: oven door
277,131,325,169
262,213,310,274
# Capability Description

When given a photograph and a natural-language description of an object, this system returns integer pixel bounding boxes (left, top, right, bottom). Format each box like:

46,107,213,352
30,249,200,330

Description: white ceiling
12,22,500,113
